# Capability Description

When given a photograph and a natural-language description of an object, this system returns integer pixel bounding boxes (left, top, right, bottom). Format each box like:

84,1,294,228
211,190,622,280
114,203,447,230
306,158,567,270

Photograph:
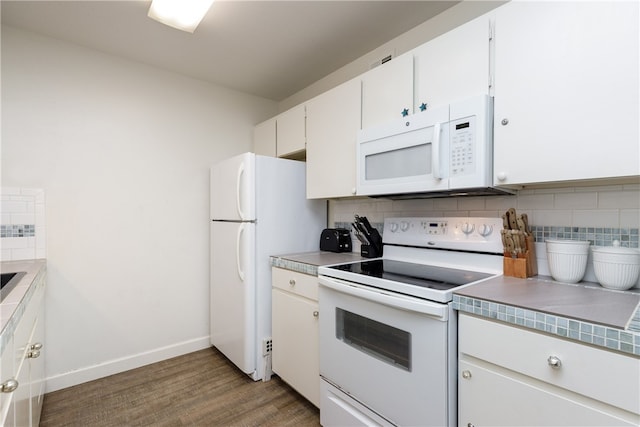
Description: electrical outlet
262,338,272,356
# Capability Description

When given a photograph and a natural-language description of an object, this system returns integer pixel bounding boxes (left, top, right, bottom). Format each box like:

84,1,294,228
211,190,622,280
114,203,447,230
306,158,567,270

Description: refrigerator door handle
236,223,245,281
236,162,246,220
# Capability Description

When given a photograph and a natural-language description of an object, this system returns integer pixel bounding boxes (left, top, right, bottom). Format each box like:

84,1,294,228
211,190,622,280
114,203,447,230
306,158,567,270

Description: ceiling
1,0,459,101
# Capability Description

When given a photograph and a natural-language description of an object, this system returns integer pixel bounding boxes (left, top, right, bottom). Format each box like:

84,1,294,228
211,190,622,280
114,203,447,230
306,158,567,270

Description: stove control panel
383,217,504,253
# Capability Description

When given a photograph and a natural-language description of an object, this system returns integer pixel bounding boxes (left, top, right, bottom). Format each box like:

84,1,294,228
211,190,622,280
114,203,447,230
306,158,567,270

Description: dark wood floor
40,347,320,426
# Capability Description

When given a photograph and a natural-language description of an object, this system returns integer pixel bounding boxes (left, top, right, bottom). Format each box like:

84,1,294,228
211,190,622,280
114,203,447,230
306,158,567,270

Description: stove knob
478,224,493,237
461,223,475,235
400,221,410,232
389,222,399,233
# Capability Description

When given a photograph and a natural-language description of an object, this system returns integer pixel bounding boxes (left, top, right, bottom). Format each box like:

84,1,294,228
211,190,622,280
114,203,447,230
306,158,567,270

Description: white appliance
357,94,514,198
318,217,504,426
210,152,326,381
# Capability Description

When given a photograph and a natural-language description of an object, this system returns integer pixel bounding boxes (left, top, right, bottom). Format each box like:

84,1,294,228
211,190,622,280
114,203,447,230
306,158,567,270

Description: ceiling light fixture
148,0,214,33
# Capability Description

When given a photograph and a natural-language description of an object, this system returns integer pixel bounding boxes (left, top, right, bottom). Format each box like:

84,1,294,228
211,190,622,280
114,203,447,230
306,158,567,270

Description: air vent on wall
370,53,394,69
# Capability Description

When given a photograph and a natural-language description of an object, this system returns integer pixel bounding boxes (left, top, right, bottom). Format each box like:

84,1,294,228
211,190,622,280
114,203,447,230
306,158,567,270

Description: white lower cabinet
0,271,46,427
458,314,640,427
271,267,319,407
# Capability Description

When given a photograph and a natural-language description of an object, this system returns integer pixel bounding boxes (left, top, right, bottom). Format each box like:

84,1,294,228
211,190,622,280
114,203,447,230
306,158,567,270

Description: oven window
336,308,411,371
365,143,430,180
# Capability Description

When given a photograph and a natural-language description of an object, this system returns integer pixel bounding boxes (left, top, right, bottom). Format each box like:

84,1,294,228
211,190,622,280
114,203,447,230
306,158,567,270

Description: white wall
1,26,278,391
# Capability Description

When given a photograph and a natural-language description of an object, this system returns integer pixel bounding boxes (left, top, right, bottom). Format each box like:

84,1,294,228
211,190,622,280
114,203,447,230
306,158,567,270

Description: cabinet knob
313,311,319,318
31,342,43,351
289,279,296,286
496,172,507,182
28,350,41,359
501,118,509,126
547,355,562,368
351,188,356,195
0,379,18,393
462,370,472,379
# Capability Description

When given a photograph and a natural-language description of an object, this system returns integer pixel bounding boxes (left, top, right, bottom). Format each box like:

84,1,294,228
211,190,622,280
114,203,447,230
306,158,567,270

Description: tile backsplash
330,184,640,248
1,188,46,261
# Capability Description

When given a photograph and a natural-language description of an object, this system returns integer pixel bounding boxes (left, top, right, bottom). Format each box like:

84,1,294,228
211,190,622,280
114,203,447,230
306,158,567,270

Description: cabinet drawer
272,268,318,301
459,314,640,414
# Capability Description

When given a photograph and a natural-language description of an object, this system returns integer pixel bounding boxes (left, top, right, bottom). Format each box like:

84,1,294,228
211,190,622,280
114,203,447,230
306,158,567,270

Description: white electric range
318,216,504,427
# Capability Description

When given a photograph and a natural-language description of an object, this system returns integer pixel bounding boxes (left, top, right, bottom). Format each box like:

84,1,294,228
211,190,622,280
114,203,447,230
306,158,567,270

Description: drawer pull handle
0,379,18,393
547,355,562,368
289,279,296,286
313,311,319,318
462,370,472,379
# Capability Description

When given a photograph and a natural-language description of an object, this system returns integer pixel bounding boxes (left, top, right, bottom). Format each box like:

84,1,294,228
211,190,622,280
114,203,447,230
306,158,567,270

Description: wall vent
370,53,394,69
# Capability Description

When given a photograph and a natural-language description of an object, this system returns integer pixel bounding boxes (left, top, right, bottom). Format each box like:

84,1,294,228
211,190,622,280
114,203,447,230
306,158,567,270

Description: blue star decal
419,103,428,112
401,108,409,117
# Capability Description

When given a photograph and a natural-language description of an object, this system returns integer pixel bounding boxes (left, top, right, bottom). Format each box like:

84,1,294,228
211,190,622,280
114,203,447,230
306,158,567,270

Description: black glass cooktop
329,259,492,291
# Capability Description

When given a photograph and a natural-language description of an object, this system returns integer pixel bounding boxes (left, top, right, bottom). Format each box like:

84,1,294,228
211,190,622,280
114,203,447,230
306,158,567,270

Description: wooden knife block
503,235,538,278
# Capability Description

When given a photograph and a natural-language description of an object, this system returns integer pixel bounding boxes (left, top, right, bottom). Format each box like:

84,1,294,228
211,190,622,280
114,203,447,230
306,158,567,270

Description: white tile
532,210,572,226
598,191,640,209
9,213,35,225
573,210,619,228
517,193,554,210
10,248,36,261
484,195,518,211
620,209,640,228
554,192,598,209
1,188,21,196
0,200,29,214
0,249,12,261
1,237,28,249
457,197,486,211
433,198,458,210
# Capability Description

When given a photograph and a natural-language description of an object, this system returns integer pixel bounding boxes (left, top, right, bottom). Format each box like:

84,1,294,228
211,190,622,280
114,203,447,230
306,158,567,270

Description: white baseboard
45,336,211,393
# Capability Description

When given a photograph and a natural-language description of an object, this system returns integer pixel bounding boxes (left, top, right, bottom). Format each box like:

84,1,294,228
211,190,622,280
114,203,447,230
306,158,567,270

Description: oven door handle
319,277,448,321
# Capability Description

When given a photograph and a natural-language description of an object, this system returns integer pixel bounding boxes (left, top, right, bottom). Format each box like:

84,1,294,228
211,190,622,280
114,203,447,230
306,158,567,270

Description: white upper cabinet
252,117,276,157
306,78,361,199
414,13,491,111
361,53,414,129
492,1,639,186
276,104,306,158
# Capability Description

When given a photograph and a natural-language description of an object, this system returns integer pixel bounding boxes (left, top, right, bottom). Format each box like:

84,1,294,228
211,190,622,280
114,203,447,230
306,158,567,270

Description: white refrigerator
210,152,326,381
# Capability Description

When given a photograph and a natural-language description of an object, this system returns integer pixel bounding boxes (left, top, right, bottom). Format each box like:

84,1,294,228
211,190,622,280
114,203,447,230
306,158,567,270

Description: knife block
360,229,383,258
503,235,538,278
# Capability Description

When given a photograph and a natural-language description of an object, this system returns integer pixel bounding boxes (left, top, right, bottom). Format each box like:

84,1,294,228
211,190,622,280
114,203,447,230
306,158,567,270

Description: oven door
318,276,455,427
356,105,450,196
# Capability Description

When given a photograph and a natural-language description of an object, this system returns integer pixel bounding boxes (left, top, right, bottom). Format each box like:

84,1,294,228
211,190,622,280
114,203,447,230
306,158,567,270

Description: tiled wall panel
1,188,46,261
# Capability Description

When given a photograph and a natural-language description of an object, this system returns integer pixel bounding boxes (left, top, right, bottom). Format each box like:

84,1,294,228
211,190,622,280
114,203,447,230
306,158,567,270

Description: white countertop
1,259,47,353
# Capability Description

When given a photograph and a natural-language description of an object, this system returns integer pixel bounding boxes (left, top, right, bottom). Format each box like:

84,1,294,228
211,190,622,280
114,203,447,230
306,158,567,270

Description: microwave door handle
432,122,442,180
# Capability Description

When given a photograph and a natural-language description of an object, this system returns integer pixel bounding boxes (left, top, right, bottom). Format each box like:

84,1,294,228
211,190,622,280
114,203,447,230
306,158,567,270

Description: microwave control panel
449,116,476,176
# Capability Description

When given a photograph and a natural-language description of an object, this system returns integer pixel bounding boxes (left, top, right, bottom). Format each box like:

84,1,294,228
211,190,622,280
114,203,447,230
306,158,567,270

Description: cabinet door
493,1,639,186
276,104,306,158
361,53,413,129
0,336,14,427
414,13,491,111
306,78,361,199
253,118,276,157
272,288,320,407
459,359,639,427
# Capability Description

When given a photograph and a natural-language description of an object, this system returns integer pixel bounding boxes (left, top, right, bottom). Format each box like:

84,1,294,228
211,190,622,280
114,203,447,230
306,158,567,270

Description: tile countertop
270,251,365,276
454,275,640,357
1,259,47,355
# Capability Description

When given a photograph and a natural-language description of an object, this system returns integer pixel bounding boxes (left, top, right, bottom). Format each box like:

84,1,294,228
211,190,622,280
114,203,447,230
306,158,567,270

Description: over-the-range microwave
356,94,514,199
